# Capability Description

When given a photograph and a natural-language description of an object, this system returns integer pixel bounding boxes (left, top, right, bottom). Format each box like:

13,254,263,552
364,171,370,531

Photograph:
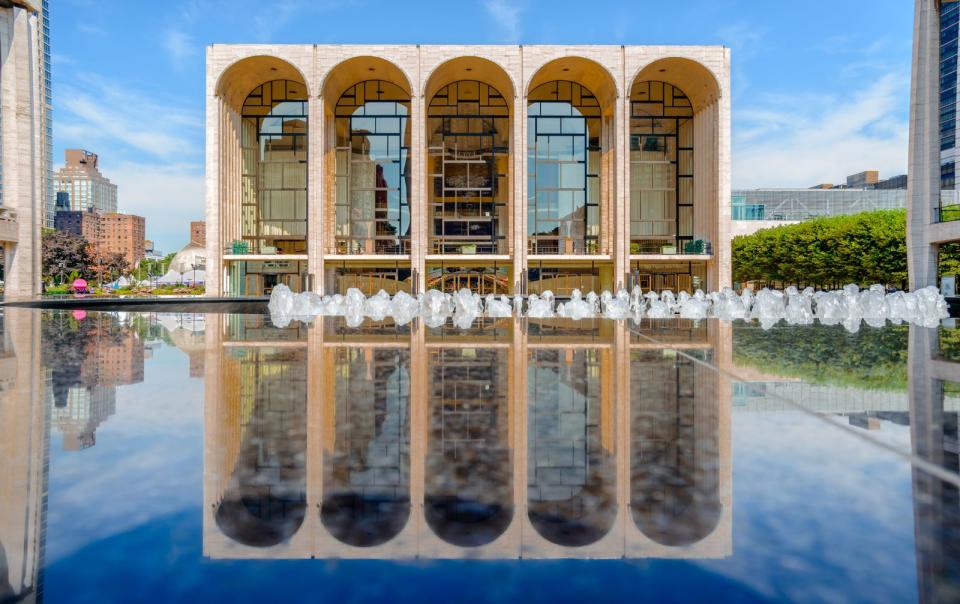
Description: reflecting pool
1,308,958,602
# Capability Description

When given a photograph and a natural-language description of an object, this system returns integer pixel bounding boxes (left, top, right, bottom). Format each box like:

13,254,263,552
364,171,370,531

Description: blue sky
52,0,914,253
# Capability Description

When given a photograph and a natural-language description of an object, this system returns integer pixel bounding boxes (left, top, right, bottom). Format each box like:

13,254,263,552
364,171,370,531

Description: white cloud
733,72,909,188
51,52,76,67
484,0,523,43
76,21,106,36
162,29,197,68
55,74,202,161
107,162,205,254
246,0,346,41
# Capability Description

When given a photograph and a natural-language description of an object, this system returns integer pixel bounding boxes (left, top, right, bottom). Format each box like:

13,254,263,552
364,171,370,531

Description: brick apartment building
55,209,146,268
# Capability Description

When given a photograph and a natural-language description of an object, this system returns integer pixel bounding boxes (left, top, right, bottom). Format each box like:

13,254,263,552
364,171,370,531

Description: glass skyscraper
941,0,959,191
41,0,53,227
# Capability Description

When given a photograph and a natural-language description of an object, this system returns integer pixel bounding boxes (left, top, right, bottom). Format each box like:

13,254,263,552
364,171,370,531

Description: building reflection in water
527,320,616,549
909,326,960,604
204,315,734,559
0,309,46,603
0,307,955,589
322,344,410,547
44,312,147,450
425,319,512,548
630,332,721,548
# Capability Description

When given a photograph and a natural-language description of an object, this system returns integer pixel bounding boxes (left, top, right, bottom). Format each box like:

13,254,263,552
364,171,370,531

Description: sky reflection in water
0,309,957,603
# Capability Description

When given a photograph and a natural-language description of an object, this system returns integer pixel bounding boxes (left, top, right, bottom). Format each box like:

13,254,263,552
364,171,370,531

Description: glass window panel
559,163,585,189
628,80,695,250
528,81,603,254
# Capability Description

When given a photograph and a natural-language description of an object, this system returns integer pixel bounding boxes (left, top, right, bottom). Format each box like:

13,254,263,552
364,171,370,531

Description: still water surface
1,308,958,603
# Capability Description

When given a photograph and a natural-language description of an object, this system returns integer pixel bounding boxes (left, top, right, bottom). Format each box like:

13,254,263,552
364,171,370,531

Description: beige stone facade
206,45,731,297
0,2,43,300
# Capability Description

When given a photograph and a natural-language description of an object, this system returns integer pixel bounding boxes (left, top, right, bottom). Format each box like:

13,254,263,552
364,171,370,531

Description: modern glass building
731,188,907,220
40,0,52,228
908,1,960,288
941,0,959,193
206,46,731,297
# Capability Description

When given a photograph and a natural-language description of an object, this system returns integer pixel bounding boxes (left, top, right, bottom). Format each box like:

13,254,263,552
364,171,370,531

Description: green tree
42,230,92,285
733,209,909,289
137,252,176,282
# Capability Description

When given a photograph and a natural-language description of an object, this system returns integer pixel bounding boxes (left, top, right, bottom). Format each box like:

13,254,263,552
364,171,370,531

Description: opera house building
205,45,731,297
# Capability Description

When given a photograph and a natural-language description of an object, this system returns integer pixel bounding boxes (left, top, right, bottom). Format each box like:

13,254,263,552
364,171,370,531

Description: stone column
411,70,426,294
515,49,527,295
309,88,324,294
0,6,42,300
614,48,629,291
908,0,942,290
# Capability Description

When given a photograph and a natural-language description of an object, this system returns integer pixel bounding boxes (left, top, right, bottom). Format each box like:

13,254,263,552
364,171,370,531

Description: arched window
527,81,601,255
427,80,509,255
334,80,411,255
629,81,694,254
240,80,308,255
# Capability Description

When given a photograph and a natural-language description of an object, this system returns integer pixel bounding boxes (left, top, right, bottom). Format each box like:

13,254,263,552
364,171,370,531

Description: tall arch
629,57,723,293
214,56,311,296
527,80,603,256
216,55,310,114
628,80,694,257
525,58,619,297
331,79,412,255
426,79,510,256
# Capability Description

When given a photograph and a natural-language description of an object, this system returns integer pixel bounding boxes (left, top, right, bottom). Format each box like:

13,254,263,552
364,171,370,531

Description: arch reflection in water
425,332,513,546
215,347,308,547
204,316,731,558
526,320,617,547
321,347,411,547
630,340,721,546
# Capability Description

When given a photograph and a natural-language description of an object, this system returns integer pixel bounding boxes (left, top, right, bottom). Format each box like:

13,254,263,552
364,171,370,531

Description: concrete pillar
908,0,942,290
513,60,527,295
0,6,42,300
412,84,425,294
309,77,324,294
614,48,628,290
